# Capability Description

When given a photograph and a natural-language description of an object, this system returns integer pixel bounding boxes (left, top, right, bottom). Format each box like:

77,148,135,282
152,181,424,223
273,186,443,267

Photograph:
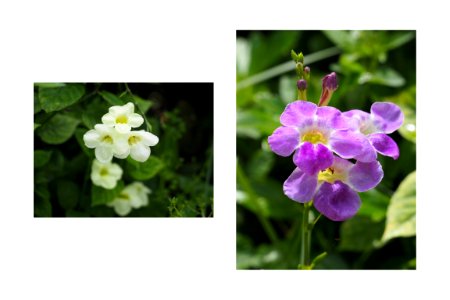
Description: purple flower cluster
268,99,403,221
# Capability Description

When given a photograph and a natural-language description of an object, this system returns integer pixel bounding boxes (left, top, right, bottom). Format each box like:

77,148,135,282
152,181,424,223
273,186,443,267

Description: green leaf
37,114,80,144
39,84,85,112
126,156,164,180
56,180,79,210
358,68,405,87
237,109,279,139
34,150,52,168
35,82,67,88
358,189,390,222
339,216,384,252
34,123,41,130
381,171,416,243
91,181,124,206
35,184,52,217
99,91,125,106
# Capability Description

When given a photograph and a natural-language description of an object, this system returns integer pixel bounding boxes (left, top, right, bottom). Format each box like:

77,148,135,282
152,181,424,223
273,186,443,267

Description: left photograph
34,83,213,217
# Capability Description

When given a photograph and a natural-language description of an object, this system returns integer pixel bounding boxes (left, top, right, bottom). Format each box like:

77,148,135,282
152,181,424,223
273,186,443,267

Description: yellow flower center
116,115,128,124
301,130,327,144
128,135,141,145
100,168,109,176
102,135,113,144
318,167,346,184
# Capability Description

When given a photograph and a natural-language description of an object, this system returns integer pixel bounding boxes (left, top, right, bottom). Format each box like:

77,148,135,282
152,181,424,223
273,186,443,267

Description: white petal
139,131,159,146
83,130,100,148
101,113,116,126
130,144,150,162
108,163,123,178
95,145,114,163
113,200,132,216
124,102,135,114
94,124,114,133
100,177,118,189
113,136,130,155
128,113,144,127
114,149,130,159
115,123,131,134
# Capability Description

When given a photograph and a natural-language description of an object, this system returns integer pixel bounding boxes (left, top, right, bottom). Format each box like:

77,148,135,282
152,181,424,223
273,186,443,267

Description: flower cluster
83,102,159,216
83,102,159,163
268,73,403,221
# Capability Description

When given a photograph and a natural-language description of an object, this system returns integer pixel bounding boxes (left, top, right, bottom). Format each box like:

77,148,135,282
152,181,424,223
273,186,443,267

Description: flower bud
304,66,310,80
297,79,307,91
318,72,338,106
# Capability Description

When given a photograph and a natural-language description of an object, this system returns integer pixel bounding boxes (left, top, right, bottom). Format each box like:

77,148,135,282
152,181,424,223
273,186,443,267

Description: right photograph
236,30,416,270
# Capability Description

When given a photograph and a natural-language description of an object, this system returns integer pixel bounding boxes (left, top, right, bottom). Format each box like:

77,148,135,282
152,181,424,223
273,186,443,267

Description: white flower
101,102,144,134
83,124,129,163
115,130,159,162
90,159,123,189
107,182,151,216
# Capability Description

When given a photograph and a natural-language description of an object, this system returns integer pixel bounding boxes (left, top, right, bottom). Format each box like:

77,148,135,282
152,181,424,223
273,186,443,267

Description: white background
0,0,449,299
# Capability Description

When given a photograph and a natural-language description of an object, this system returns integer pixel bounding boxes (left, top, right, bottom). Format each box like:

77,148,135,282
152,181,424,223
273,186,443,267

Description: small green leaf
39,84,85,112
91,180,124,206
34,92,42,114
37,114,80,144
34,150,52,168
56,180,79,210
99,91,125,106
381,171,416,243
126,156,164,180
34,123,41,130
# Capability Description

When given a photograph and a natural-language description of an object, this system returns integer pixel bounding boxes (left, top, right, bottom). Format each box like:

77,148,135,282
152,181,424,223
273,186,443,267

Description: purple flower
318,72,338,106
268,100,374,175
343,102,404,160
283,156,384,221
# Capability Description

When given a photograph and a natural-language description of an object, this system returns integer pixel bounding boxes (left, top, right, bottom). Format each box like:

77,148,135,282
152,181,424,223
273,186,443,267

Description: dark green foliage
236,30,416,269
34,83,213,217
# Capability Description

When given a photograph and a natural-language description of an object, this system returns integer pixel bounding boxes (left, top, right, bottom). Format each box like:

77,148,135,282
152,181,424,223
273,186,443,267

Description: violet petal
283,168,318,203
313,181,361,221
293,142,333,175
368,133,399,159
268,126,299,157
371,102,404,134
347,160,384,192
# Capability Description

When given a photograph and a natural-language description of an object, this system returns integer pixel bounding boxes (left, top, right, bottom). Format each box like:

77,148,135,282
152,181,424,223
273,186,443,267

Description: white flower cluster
83,102,158,216
83,102,159,163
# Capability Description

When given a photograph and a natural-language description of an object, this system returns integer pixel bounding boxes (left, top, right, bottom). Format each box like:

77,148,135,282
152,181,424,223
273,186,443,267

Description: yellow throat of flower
318,167,346,184
116,115,128,124
301,130,327,144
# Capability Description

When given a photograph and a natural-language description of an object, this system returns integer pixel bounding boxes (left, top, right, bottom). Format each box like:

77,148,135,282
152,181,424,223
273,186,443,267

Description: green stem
300,202,312,268
298,89,307,101
237,47,340,90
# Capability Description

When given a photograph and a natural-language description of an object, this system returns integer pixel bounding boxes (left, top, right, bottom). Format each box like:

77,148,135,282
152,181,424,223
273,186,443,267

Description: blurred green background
34,83,213,217
236,30,416,269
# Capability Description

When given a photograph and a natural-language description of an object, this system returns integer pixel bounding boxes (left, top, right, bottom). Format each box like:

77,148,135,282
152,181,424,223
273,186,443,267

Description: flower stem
299,202,312,268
